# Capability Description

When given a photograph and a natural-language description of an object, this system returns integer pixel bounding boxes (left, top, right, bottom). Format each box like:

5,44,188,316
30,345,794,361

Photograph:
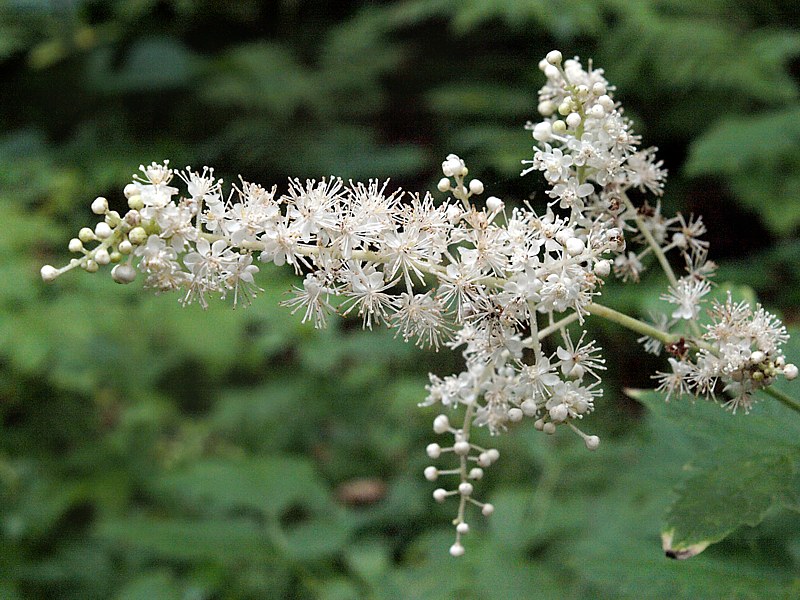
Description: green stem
586,302,678,345
761,386,800,415
621,191,678,289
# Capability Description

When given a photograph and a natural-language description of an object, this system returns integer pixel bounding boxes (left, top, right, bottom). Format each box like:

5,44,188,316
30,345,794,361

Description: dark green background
2,1,800,598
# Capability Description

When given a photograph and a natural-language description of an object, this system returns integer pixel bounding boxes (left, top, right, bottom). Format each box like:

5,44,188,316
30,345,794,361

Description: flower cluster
41,50,796,554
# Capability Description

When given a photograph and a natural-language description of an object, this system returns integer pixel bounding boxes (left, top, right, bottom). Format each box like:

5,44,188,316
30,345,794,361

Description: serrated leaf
662,451,796,558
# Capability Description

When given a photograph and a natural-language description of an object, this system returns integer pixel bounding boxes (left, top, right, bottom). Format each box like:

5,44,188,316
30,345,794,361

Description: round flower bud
449,542,465,557
552,120,567,134
105,210,121,226
68,238,83,253
453,441,470,456
110,251,122,263
78,227,95,243
566,112,582,129
532,121,553,142
442,154,465,177
544,64,560,79
456,522,469,534
458,482,474,496
127,195,144,210
784,364,799,381
128,227,147,245
589,104,605,118
507,407,523,422
437,177,451,193
477,453,491,467
549,404,568,422
575,85,589,100
585,435,600,451
522,400,538,417
91,196,108,215
94,248,111,265
557,101,572,116
83,259,99,273
433,414,450,434
598,94,614,111
546,50,563,65
594,260,611,277
424,466,439,482
486,196,503,213
543,422,557,435
750,350,765,364
40,265,59,282
118,240,133,255
481,503,494,516
537,100,555,116
538,58,549,71
123,183,139,199
95,222,112,239
469,468,484,480
566,237,585,256
592,82,606,96
433,488,448,503
534,418,545,430
485,448,500,463
469,179,484,195
426,443,442,459
111,264,137,284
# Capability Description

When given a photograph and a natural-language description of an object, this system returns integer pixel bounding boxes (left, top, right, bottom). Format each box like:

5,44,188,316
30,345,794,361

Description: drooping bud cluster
40,51,796,555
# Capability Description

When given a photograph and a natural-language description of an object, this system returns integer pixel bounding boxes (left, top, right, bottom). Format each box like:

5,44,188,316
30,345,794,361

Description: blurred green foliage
2,0,800,598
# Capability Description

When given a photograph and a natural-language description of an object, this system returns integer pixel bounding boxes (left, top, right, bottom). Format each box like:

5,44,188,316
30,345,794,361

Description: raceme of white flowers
42,50,797,556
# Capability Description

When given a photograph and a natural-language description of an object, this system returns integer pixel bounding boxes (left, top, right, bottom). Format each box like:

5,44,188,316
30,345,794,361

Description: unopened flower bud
552,120,567,134
437,177,451,193
532,121,553,142
558,101,572,116
433,414,450,434
118,240,133,255
83,259,99,273
486,196,503,213
469,468,484,480
589,104,605,118
468,179,484,195
78,227,95,243
594,260,611,277
750,351,765,364
424,466,439,481
544,64,560,80
68,238,83,253
426,443,442,458
549,404,569,422
507,407,523,422
111,263,137,284
543,422,557,435
95,222,112,239
453,441,470,456
91,196,108,214
129,227,147,245
127,195,144,210
481,503,494,516
458,482,473,496
598,94,614,111
537,100,555,116
40,265,59,282
592,82,607,96
585,435,600,451
566,237,585,256
785,364,798,381
433,488,448,503
94,248,111,265
546,50,562,65
566,112,582,129
456,522,469,534
449,542,465,557
123,183,139,199
485,449,499,463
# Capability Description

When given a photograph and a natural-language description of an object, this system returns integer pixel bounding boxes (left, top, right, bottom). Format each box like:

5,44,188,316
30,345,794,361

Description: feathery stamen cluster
40,50,796,554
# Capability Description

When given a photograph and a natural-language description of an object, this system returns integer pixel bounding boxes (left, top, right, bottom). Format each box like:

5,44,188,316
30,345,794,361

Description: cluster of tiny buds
40,189,149,285
425,413,499,557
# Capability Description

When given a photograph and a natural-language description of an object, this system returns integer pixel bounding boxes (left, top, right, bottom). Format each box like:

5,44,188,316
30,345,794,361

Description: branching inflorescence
41,50,797,555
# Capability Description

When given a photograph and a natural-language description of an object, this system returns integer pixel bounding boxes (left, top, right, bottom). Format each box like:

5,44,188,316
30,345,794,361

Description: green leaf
628,387,800,558
662,451,796,558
